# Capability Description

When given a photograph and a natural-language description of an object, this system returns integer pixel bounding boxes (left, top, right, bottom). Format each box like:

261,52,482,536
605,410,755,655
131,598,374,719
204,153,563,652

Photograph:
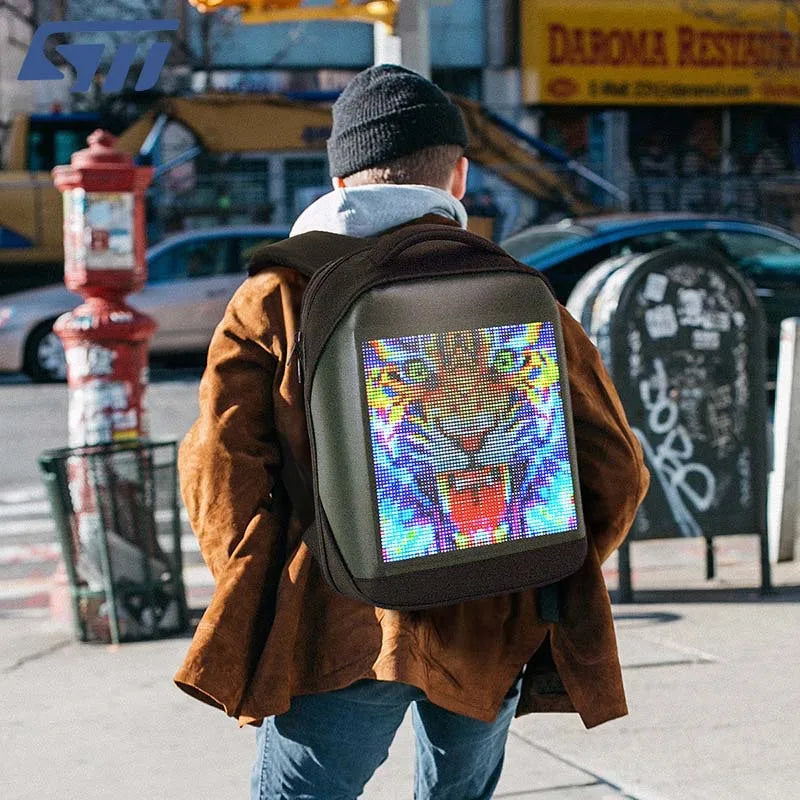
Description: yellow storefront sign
521,0,800,104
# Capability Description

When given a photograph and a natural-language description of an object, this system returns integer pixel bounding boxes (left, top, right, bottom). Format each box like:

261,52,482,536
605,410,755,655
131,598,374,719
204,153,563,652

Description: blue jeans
250,677,522,800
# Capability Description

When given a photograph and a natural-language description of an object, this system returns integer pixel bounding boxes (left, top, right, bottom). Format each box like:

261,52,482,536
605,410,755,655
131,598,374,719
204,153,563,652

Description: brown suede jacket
174,218,650,729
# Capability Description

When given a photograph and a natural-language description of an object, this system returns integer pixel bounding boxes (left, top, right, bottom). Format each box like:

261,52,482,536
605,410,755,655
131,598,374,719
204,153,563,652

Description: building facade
0,1,35,160
179,0,800,232
518,0,800,230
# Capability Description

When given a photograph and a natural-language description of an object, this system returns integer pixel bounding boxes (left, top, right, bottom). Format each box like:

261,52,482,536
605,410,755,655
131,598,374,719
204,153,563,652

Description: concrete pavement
3,534,799,800
3,373,799,798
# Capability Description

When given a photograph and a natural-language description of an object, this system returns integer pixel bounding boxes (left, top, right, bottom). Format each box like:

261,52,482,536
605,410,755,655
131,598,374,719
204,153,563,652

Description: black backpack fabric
249,224,586,610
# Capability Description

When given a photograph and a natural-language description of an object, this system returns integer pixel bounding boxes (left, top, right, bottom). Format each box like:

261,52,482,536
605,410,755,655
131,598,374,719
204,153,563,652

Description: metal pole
705,536,715,580
395,0,430,78
373,0,431,78
768,317,800,562
720,107,734,213
39,455,86,641
92,452,122,645
373,21,401,66
485,109,629,205
617,539,633,603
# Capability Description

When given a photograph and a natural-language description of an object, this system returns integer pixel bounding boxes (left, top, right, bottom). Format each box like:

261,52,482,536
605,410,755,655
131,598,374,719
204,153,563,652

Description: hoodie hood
290,184,468,238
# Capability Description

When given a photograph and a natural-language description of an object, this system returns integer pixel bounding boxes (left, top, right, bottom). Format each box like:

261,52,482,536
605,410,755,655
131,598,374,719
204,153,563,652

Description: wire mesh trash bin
38,440,189,645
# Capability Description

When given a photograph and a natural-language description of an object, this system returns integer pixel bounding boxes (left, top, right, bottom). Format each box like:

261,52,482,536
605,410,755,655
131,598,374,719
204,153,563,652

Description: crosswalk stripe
0,500,52,518
0,507,192,537
0,561,214,605
0,486,46,504
0,489,209,610
0,518,59,538
0,534,200,564
0,573,213,604
0,543,61,566
0,582,53,603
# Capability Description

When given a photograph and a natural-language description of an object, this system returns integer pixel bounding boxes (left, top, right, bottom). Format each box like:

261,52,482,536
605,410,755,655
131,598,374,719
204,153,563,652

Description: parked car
0,225,289,381
502,213,800,384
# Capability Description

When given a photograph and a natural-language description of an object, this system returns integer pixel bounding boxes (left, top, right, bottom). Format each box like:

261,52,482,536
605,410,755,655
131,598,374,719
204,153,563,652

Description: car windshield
147,236,231,283
637,228,800,276
502,229,585,261
610,228,800,277
147,250,172,284
714,231,800,275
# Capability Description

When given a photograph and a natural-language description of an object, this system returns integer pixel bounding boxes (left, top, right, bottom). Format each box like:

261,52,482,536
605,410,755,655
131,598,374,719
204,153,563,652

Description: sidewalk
3,534,799,800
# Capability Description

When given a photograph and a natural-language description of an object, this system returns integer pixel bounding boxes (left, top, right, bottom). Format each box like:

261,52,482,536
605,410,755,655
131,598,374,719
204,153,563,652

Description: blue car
502,213,800,384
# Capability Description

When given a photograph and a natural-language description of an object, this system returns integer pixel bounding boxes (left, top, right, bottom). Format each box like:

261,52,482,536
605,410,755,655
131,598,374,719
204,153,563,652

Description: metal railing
145,159,800,245
628,174,800,231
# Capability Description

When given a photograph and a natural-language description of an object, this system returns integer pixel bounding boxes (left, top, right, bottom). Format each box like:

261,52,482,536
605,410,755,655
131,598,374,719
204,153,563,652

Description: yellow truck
0,111,106,293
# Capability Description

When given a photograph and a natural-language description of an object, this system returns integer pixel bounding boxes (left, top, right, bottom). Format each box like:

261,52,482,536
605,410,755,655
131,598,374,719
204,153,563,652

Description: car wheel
24,320,67,382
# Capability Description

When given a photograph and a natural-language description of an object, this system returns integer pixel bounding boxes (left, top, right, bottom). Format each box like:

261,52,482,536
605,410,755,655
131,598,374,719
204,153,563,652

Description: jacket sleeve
559,306,650,563
178,271,289,583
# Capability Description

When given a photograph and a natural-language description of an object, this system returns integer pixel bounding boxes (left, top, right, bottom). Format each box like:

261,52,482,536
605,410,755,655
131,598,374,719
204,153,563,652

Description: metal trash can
38,439,189,644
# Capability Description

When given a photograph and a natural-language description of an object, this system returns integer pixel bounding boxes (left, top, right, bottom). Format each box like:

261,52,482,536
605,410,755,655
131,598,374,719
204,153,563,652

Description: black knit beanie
327,64,469,178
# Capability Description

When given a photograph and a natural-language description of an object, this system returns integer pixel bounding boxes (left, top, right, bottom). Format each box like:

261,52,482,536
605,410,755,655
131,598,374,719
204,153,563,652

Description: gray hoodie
290,184,468,238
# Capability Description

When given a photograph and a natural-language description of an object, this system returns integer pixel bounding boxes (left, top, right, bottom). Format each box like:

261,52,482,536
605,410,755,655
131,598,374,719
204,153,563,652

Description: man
175,65,649,800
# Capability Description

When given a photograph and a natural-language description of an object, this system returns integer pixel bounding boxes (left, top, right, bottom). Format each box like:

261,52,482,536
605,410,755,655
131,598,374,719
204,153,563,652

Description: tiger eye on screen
361,322,577,563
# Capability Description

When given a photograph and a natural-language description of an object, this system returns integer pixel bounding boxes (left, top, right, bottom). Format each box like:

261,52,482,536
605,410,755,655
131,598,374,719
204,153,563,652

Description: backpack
249,224,586,611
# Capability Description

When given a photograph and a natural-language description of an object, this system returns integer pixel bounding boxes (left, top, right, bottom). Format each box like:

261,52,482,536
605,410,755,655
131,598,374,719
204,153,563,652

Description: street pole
373,0,431,78
769,317,800,563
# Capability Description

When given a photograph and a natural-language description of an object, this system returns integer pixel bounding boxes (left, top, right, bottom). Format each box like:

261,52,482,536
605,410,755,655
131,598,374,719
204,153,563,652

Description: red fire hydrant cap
70,130,133,169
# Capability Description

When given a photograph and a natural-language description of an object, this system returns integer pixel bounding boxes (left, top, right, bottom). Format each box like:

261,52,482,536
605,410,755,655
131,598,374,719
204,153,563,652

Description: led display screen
361,321,577,563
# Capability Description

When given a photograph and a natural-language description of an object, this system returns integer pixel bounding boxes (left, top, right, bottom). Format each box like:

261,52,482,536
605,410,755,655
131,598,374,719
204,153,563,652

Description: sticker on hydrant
63,189,134,270
84,192,134,269
68,379,140,447
65,344,117,380
63,190,87,267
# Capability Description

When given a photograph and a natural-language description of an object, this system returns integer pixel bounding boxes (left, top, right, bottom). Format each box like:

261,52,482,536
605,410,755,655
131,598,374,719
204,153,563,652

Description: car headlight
0,307,14,330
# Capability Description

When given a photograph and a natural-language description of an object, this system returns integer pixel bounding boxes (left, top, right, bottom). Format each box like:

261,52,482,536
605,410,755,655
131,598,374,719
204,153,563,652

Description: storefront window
731,109,794,176
627,108,723,213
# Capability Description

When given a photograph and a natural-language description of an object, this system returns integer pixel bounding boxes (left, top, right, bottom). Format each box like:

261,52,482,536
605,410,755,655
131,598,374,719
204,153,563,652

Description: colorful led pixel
361,321,577,563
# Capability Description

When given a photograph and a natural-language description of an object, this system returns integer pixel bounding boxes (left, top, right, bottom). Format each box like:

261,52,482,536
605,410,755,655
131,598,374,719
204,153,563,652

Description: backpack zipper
294,329,304,384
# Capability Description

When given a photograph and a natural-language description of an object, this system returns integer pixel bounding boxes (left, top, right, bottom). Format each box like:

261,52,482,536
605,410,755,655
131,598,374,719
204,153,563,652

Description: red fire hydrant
48,131,158,638
52,130,156,447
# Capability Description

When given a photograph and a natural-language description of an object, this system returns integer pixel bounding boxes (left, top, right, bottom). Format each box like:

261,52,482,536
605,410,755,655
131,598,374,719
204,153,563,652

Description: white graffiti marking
738,448,752,508
635,358,716,537
628,329,643,379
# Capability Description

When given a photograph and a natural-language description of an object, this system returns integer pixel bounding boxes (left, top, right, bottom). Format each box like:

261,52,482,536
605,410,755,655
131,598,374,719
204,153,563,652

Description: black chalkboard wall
573,245,769,542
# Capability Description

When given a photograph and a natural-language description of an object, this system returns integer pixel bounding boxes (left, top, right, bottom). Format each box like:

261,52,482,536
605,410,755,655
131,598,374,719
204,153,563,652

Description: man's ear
332,176,346,189
449,156,469,200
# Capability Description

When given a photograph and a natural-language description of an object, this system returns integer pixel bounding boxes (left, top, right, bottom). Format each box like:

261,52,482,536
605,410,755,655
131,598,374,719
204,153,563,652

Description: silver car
0,225,288,381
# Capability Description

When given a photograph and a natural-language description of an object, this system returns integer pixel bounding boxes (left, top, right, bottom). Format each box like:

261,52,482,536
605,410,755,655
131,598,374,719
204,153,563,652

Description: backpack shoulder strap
247,231,369,278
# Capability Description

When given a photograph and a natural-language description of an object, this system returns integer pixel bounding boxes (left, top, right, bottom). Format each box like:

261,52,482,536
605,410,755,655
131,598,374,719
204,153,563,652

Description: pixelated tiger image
361,321,577,563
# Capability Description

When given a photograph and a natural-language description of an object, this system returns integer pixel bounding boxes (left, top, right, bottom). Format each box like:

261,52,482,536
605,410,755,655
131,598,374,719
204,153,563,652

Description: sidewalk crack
508,730,644,799
2,638,72,673
495,780,601,797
